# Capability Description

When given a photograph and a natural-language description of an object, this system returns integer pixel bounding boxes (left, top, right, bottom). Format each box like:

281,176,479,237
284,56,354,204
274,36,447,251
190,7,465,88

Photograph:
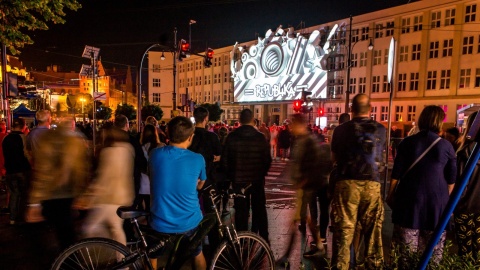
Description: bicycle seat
116,206,149,219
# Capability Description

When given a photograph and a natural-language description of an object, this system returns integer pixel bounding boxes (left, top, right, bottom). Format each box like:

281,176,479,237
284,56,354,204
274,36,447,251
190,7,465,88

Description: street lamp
344,16,374,112
161,51,166,61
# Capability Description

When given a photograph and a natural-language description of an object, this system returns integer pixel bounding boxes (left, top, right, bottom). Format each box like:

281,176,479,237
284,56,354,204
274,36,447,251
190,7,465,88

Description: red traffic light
318,108,325,117
293,100,302,112
206,48,214,59
181,42,190,52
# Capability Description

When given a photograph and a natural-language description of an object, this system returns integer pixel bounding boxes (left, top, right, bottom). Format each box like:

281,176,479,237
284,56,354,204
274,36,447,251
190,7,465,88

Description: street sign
93,92,107,101
387,37,395,84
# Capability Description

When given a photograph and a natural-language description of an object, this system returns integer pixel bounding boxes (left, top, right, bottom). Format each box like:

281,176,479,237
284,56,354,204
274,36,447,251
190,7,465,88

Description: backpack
341,119,382,180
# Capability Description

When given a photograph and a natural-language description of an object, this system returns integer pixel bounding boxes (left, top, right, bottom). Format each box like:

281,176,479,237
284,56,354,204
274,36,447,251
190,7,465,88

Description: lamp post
79,97,86,123
344,16,374,113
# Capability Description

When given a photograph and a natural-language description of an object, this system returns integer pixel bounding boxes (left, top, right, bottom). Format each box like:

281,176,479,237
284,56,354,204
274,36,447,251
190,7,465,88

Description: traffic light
301,90,312,101
204,48,214,67
293,100,302,112
318,107,325,117
178,39,189,61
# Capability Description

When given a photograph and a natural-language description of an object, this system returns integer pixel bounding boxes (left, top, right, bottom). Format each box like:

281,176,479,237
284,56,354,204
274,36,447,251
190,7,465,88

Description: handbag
388,137,442,208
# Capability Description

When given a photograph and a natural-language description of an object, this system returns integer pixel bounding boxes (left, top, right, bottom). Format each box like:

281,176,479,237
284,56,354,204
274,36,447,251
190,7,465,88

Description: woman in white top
270,124,279,160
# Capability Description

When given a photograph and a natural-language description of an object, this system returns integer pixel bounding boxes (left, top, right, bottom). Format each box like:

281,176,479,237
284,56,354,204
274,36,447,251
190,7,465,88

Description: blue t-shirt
149,145,206,233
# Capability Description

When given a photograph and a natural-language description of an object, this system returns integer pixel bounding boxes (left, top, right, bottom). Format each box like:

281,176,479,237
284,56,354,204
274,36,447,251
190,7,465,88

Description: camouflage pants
454,212,480,260
332,180,384,270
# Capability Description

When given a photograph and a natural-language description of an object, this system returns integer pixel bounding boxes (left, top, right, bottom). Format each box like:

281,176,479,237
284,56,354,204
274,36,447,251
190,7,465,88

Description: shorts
183,226,203,257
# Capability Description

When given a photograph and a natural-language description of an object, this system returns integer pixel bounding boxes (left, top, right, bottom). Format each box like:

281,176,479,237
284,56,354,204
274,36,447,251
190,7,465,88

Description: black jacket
222,125,271,184
2,131,30,174
456,141,480,214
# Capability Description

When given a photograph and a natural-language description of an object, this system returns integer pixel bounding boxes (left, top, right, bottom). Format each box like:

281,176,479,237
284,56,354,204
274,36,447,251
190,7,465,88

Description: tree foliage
0,0,81,54
141,103,163,121
199,103,224,122
115,103,136,120
86,101,111,120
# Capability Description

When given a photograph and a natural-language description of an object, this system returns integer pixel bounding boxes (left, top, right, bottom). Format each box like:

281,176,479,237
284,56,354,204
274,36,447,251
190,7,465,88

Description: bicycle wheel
210,232,275,270
51,237,143,270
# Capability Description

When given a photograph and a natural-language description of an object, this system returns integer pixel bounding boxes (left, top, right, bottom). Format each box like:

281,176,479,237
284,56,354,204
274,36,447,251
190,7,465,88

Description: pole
91,52,97,154
173,27,178,117
384,39,396,199
1,44,10,131
418,140,480,269
345,15,353,113
186,87,189,118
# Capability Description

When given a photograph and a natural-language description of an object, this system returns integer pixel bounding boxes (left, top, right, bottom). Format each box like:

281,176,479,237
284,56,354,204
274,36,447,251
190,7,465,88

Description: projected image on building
231,24,338,103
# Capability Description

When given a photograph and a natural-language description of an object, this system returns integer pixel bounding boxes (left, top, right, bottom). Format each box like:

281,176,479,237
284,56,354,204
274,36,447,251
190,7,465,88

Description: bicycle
51,188,275,269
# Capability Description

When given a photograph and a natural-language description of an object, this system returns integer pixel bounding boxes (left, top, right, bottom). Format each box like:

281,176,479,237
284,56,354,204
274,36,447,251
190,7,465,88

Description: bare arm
448,184,455,195
386,178,399,207
197,179,205,190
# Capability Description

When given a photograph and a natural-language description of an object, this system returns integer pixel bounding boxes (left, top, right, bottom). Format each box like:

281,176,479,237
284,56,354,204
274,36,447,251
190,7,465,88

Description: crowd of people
1,93,480,269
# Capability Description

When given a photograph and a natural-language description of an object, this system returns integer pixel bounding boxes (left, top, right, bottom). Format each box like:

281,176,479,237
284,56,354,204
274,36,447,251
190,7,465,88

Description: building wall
148,0,480,126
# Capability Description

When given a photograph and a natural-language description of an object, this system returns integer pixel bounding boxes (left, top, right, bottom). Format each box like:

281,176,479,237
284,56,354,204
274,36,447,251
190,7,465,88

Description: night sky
20,0,417,72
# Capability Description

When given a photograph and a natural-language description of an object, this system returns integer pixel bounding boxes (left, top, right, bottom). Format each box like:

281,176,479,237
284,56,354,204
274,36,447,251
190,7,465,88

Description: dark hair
458,111,478,150
194,107,209,124
141,124,160,152
291,113,307,125
239,109,254,125
418,105,445,133
114,114,128,129
167,116,194,143
12,118,26,129
103,127,129,147
339,113,351,124
446,127,460,139
351,94,371,115
145,116,158,126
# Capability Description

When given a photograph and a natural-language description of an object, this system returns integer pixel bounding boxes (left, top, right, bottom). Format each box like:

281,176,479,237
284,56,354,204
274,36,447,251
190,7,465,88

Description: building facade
148,0,480,131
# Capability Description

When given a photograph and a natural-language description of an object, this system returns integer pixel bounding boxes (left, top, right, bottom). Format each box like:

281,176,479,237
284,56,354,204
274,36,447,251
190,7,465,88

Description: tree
0,0,81,54
199,103,224,122
141,103,163,121
86,102,112,120
115,103,136,120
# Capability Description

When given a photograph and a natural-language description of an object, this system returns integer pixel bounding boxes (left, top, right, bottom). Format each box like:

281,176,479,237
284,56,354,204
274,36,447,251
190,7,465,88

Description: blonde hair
36,110,51,124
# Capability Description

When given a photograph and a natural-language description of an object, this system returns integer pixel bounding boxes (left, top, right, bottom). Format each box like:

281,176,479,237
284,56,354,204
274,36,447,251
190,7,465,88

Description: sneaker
303,246,326,259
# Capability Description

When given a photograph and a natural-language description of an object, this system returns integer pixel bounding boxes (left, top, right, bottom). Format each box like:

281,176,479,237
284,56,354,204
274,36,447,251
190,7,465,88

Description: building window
224,55,229,66
459,69,471,88
359,77,366,94
399,46,409,62
152,93,161,103
373,50,382,65
152,78,161,87
359,52,368,67
431,11,441,28
371,106,377,121
443,39,453,57
375,24,383,38
407,106,416,121
410,72,419,91
382,75,389,92
463,36,474,54
478,35,480,53
412,44,421,61
401,17,411,34
187,78,192,87
445,8,456,26
426,71,437,90
429,41,439,59
372,76,381,93
386,21,394,36
395,106,404,122
351,29,359,43
198,76,202,85
413,15,423,31
381,106,389,121
440,70,451,89
361,26,369,40
398,73,407,91
465,4,477,23
351,53,358,67
475,68,480,87
349,78,356,94
152,64,161,73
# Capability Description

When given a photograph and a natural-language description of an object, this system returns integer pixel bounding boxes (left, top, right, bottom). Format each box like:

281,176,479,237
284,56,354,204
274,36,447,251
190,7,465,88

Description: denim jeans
5,172,28,222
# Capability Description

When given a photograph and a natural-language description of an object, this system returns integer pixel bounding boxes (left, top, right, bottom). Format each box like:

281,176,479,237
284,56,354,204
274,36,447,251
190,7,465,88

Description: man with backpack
330,94,386,270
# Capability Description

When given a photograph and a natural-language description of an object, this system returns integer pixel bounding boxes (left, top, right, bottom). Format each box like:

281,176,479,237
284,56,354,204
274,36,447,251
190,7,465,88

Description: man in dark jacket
3,118,31,225
222,109,272,243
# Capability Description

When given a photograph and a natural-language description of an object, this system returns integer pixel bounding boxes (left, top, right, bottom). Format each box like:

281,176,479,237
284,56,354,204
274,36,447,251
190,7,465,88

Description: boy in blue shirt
149,116,207,269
